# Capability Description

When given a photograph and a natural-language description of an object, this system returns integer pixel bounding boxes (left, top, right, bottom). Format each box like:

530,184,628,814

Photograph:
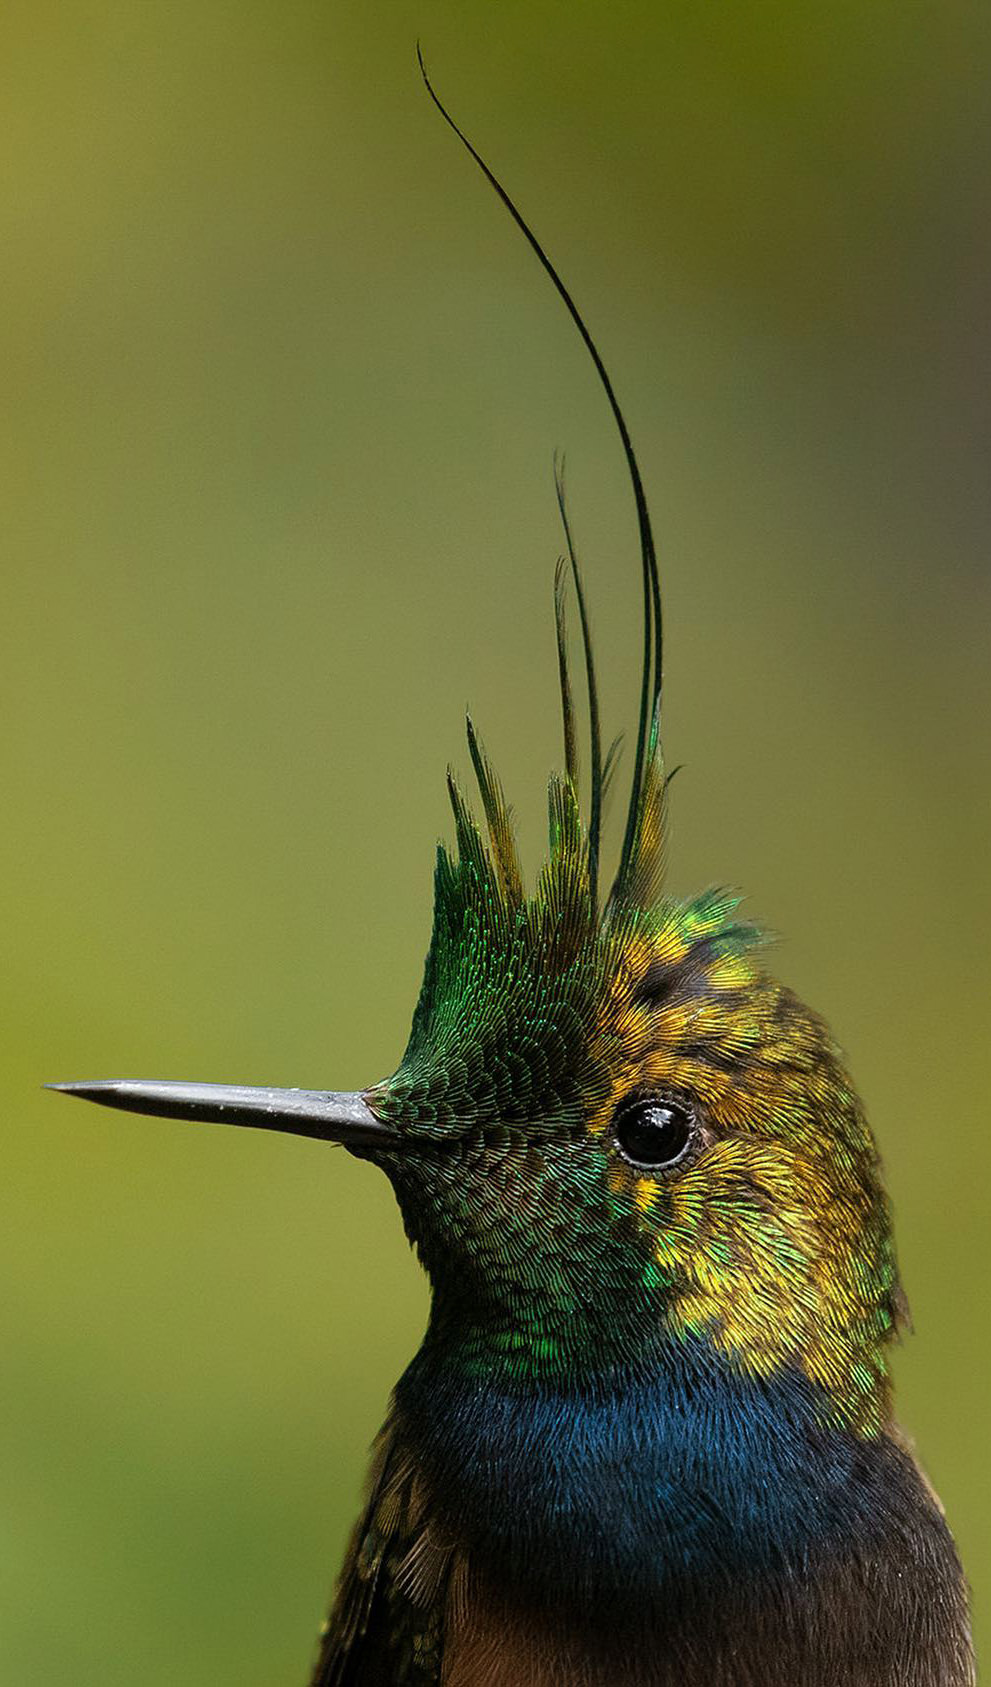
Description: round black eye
613,1097,695,1170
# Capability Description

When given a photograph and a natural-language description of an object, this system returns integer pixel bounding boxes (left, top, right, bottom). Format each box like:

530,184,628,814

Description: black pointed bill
46,1080,396,1148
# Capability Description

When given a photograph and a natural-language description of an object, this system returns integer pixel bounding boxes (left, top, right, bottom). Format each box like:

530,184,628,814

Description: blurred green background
2,1,988,1681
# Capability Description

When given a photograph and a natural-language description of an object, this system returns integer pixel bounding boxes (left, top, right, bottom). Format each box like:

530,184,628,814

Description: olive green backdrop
3,1,988,1681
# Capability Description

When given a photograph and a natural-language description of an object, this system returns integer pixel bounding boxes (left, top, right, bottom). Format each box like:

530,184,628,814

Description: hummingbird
50,56,973,1687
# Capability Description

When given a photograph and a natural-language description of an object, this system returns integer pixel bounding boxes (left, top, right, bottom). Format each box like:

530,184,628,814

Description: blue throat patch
396,1335,918,1614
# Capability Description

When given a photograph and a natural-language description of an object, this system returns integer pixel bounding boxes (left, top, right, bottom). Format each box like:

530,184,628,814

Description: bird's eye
613,1096,695,1171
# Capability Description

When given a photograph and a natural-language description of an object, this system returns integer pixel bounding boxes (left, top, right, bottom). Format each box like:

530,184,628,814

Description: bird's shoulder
306,1414,456,1687
305,1413,587,1687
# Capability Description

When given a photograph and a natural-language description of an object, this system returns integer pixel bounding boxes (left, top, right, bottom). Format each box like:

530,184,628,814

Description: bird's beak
45,1080,396,1149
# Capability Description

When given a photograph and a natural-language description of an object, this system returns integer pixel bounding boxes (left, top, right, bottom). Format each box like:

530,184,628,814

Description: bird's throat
398,1338,869,1602
392,1336,970,1685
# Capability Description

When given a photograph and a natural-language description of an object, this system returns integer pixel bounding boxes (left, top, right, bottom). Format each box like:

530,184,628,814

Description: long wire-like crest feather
554,458,602,907
417,46,663,909
553,557,579,792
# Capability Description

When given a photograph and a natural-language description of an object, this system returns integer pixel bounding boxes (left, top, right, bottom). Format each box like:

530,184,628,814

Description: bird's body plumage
314,1357,969,1686
53,57,974,1687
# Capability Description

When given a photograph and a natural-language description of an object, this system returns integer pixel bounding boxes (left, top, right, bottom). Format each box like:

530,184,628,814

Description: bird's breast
396,1338,878,1606
386,1338,973,1686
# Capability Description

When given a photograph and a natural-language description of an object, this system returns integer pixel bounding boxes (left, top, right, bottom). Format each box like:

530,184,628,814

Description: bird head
50,67,902,1442
358,694,901,1436
52,643,901,1439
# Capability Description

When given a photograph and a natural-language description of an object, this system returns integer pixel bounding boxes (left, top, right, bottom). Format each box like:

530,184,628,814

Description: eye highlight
613,1096,696,1171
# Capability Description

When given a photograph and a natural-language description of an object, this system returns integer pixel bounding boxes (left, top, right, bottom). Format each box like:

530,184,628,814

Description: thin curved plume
554,458,602,906
553,556,579,792
416,46,665,910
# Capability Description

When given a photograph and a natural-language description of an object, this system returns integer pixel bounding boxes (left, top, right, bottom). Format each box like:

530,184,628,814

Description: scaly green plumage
371,760,899,1432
